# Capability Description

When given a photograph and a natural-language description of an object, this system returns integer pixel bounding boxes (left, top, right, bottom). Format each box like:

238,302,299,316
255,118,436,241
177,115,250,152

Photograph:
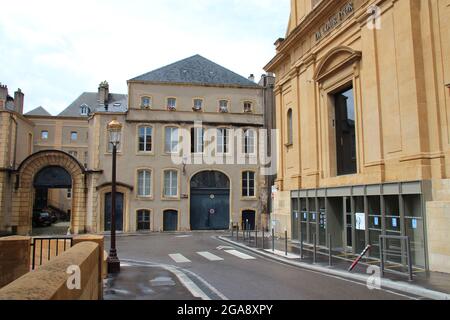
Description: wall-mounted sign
374,217,380,226
355,212,366,231
412,219,418,230
315,2,354,42
392,218,398,228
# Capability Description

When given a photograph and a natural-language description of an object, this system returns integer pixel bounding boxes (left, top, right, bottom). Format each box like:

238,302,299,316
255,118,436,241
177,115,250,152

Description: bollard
237,225,239,241
243,226,246,241
285,229,288,256
255,228,258,248
313,233,317,264
272,228,275,252
328,234,332,267
232,224,234,238
300,232,304,260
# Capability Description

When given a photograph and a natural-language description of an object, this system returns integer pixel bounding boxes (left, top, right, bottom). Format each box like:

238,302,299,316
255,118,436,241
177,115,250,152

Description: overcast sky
0,0,289,115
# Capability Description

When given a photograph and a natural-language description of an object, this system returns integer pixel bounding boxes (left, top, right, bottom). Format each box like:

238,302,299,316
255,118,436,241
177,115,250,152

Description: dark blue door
190,171,230,230
104,192,124,232
164,210,178,231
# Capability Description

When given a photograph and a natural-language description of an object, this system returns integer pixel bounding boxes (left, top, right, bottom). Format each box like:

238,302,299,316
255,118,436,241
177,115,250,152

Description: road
105,232,413,300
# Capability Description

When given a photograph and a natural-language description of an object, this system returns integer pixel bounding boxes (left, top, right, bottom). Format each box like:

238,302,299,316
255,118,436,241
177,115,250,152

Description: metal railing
31,237,73,270
379,235,413,281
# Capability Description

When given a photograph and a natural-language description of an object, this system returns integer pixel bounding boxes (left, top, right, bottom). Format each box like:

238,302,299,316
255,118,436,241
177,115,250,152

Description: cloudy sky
0,0,289,115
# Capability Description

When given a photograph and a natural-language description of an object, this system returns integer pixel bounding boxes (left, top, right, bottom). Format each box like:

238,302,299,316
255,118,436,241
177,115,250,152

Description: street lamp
107,118,122,274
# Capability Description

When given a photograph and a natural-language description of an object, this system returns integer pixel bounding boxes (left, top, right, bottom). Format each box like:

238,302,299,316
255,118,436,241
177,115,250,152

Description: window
219,100,229,113
244,101,253,113
165,127,179,153
167,98,177,111
141,96,151,108
68,151,78,158
41,131,49,140
138,126,153,152
67,189,72,199
80,105,89,116
163,170,178,198
84,152,88,168
191,127,204,154
137,210,151,231
334,86,357,176
243,129,256,154
242,171,255,197
137,170,152,197
287,109,293,145
193,99,203,111
71,132,78,141
217,128,229,154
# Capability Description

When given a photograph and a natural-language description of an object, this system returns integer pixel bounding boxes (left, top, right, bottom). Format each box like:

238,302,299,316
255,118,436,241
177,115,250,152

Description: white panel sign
355,212,366,231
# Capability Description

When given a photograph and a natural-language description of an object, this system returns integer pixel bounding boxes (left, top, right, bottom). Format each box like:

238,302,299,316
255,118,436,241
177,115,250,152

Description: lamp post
107,118,122,274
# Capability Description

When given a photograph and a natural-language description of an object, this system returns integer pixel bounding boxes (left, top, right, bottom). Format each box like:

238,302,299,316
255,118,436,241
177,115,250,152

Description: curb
218,236,450,301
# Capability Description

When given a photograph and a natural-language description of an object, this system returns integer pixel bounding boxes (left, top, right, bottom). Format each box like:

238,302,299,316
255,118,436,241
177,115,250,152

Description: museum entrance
291,183,428,270
32,166,73,236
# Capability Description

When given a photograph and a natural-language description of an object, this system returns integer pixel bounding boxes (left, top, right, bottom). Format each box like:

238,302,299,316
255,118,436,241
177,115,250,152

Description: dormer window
167,98,177,111
244,101,253,113
219,100,229,113
141,96,151,109
193,99,203,111
80,105,89,116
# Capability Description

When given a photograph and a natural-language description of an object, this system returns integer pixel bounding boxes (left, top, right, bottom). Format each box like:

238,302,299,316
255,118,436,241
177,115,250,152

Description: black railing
30,237,73,270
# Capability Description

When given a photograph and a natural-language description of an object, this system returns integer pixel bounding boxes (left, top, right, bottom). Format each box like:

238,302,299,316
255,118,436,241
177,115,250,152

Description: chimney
248,74,255,82
0,83,8,109
98,81,109,107
14,88,24,114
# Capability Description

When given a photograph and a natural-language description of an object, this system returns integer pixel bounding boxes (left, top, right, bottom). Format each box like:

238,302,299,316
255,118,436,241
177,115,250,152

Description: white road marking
169,253,191,263
175,235,192,238
197,251,224,261
224,250,256,260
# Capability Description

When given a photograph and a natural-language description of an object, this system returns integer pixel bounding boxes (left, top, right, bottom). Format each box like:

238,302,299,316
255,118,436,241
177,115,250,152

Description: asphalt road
105,232,413,300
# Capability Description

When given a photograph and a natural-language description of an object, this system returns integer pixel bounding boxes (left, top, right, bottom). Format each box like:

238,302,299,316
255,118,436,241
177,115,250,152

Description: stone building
0,55,275,236
265,0,450,273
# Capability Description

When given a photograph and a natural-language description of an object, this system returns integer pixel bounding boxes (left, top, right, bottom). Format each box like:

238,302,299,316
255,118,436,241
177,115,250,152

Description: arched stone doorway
190,171,230,230
13,150,87,235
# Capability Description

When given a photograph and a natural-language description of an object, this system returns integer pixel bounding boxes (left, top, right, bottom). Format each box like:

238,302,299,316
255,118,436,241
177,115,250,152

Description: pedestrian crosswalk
168,249,256,264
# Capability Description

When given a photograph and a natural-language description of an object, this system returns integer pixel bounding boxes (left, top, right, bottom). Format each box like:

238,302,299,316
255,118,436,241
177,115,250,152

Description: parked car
49,212,58,224
32,211,53,227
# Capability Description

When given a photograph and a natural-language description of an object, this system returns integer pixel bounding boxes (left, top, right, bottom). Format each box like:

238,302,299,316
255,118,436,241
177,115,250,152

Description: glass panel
318,198,327,246
404,195,425,268
368,196,382,258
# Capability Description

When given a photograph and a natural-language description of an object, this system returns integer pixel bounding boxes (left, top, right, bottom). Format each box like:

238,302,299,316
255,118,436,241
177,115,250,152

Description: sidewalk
219,232,450,300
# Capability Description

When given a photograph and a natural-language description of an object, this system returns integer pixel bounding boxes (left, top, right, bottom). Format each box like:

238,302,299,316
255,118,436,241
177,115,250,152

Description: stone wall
426,202,450,273
0,236,31,288
0,241,102,300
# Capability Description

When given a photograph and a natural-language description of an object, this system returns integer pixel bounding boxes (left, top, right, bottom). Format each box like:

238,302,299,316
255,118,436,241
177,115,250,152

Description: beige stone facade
265,0,450,273
0,56,274,237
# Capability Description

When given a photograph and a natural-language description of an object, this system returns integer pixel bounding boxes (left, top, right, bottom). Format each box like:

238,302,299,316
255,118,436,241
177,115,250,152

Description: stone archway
13,150,87,235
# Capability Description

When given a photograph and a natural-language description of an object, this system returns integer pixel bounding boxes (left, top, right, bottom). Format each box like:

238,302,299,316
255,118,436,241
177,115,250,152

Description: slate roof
25,106,52,116
130,54,260,88
58,92,128,117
